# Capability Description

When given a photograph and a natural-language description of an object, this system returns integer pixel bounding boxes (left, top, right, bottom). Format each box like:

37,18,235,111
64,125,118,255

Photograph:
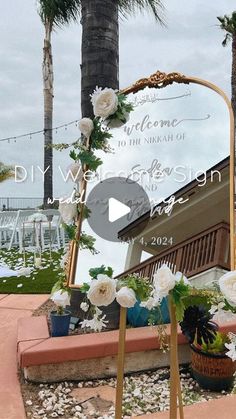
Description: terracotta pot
190,344,236,391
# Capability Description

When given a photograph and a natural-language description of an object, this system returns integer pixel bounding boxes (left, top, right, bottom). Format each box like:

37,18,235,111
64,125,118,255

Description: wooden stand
115,301,184,419
115,307,127,419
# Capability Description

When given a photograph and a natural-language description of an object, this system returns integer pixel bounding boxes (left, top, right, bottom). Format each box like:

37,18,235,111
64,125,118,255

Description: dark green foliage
62,223,77,240
171,280,190,322
118,0,165,23
90,118,113,152
217,12,236,46
89,265,114,279
120,274,152,301
80,233,98,254
38,0,81,28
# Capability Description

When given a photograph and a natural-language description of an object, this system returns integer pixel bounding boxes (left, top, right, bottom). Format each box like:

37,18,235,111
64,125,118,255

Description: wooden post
169,297,184,419
115,307,127,419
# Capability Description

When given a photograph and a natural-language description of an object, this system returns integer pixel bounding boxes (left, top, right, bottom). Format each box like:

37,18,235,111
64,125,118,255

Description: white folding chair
8,209,36,252
0,211,19,248
40,209,62,249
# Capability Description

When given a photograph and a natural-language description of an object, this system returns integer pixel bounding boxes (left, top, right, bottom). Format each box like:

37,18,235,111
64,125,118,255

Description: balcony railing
116,222,230,279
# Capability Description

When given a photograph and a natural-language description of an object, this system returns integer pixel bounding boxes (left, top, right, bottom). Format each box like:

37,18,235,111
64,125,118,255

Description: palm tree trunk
43,23,53,208
81,0,119,118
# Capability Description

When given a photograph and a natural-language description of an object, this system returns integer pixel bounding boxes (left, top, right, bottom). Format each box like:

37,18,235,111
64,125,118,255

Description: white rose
219,271,236,306
91,87,118,119
67,162,83,183
153,265,176,299
51,290,70,308
87,274,116,307
78,118,94,139
59,200,77,224
116,286,137,308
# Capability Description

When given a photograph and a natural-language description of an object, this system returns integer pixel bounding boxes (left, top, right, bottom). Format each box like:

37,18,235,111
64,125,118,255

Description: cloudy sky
0,0,234,280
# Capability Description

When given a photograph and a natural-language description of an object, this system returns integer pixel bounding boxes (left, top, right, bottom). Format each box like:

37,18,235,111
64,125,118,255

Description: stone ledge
23,346,191,383
17,316,187,368
17,315,236,382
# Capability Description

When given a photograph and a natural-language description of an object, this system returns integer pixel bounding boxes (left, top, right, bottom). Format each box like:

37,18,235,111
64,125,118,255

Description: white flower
80,307,107,332
78,117,94,138
17,267,32,277
87,274,116,307
116,286,137,308
209,301,225,315
80,316,107,332
80,302,89,312
140,295,161,310
66,162,83,183
219,271,236,306
59,201,77,224
17,283,23,288
91,87,118,119
153,265,176,300
175,271,189,285
225,342,236,362
51,290,70,308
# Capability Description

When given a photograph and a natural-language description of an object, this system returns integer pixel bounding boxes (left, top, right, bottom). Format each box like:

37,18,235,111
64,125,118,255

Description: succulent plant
180,305,218,346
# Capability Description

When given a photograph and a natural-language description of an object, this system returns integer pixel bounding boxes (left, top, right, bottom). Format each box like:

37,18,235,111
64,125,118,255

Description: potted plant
180,305,236,391
50,287,71,337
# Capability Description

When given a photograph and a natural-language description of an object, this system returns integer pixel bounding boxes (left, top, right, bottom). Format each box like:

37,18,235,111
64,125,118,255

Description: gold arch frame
67,70,235,419
68,70,235,287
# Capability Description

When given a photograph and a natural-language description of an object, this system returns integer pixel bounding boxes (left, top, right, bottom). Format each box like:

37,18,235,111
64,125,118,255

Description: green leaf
62,223,76,240
89,265,114,279
80,283,90,293
51,279,65,295
69,150,78,161
80,233,98,255
77,150,103,171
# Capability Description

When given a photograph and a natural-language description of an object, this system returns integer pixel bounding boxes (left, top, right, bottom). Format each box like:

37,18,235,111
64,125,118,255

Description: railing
116,222,230,279
0,197,43,210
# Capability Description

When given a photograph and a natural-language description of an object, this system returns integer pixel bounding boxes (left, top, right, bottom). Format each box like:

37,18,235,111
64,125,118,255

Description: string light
0,119,79,143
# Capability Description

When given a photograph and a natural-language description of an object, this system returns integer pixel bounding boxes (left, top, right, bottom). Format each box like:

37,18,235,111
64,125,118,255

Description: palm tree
38,1,163,206
0,162,14,183
81,0,164,117
217,12,236,124
38,0,81,207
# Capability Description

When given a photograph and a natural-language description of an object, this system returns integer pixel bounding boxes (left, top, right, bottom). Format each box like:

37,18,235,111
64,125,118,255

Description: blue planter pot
127,298,170,327
50,310,71,337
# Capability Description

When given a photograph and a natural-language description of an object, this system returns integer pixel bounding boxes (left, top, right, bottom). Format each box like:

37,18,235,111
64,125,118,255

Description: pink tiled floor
0,294,49,419
133,394,236,418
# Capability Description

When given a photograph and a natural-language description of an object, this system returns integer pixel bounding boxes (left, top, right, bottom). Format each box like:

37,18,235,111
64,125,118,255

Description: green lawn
0,249,63,294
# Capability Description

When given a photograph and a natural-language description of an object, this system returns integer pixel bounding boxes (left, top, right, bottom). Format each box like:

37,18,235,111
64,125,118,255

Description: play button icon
108,198,131,223
86,177,150,242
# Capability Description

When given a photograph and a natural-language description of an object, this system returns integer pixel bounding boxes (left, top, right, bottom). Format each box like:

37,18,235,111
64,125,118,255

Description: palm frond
38,0,81,28
222,33,231,47
0,162,15,183
217,12,236,36
118,0,165,25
